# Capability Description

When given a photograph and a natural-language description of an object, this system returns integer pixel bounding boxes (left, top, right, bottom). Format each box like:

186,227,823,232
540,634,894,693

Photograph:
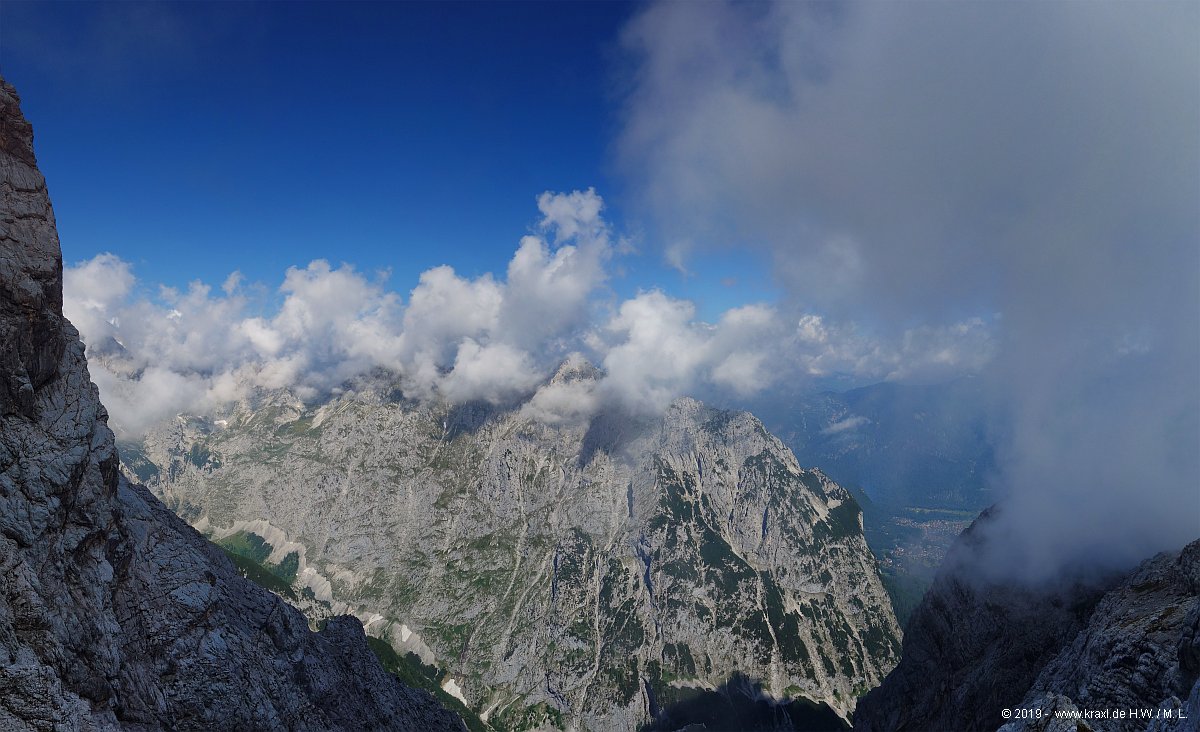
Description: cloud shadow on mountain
639,672,850,732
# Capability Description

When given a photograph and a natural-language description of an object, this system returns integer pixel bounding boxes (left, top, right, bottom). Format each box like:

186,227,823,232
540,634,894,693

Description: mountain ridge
121,370,902,730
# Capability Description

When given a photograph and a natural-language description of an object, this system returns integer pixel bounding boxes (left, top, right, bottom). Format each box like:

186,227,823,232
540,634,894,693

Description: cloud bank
65,189,991,437
618,0,1200,579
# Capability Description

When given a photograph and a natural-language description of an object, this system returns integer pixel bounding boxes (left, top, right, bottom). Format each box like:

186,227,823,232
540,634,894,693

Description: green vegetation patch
491,700,565,732
814,500,862,543
218,531,272,564
217,532,300,584
276,416,318,437
761,573,812,668
663,642,697,677
274,551,300,583
699,532,756,610
604,657,641,706
219,546,297,601
365,636,489,732
187,443,221,469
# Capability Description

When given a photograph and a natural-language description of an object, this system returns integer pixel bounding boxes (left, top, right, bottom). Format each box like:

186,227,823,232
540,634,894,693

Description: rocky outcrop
855,507,1200,732
0,77,463,731
124,370,902,730
999,541,1200,732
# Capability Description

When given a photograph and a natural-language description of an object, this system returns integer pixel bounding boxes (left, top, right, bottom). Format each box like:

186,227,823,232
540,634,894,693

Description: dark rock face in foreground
0,78,464,731
999,541,1200,732
855,508,1200,732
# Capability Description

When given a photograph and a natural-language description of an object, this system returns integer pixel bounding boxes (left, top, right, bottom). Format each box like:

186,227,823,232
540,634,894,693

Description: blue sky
1,0,774,318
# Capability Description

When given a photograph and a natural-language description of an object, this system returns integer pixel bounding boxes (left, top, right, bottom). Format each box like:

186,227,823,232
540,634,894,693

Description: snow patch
389,622,438,666
441,677,468,706
297,566,334,603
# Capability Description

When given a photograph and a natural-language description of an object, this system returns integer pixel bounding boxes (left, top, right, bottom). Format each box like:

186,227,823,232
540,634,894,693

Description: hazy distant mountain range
747,378,998,513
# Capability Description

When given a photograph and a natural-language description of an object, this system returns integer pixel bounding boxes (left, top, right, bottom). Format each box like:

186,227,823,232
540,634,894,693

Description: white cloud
64,189,995,436
536,187,605,244
618,0,1200,578
221,271,243,295
66,193,618,433
439,340,542,405
62,252,135,346
821,415,868,436
598,291,711,412
711,352,766,395
795,314,828,345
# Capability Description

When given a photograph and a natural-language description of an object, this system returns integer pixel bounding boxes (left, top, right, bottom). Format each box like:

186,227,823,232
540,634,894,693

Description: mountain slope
854,508,1199,732
125,369,902,730
1000,541,1200,732
0,78,463,731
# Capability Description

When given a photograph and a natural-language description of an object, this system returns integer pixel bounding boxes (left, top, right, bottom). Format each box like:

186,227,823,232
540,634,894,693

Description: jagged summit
0,77,462,731
547,353,602,385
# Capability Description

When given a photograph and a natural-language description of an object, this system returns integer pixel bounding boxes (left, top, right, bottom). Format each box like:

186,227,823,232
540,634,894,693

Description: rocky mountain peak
0,80,65,419
548,353,602,385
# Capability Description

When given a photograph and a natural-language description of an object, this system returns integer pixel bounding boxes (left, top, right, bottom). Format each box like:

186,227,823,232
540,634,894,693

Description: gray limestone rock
127,370,903,730
1000,541,1200,732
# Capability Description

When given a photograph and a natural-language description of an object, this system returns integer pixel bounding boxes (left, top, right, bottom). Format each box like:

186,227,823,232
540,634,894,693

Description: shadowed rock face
998,541,1200,732
0,78,463,731
855,506,1200,732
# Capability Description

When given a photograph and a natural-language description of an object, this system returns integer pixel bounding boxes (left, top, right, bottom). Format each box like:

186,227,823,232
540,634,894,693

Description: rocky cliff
0,77,463,731
855,508,1200,732
121,363,902,730
999,540,1200,732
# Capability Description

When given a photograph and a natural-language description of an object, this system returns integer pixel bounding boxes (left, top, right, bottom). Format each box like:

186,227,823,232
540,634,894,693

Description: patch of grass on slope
218,531,299,583
218,546,298,601
218,531,273,563
217,544,485,729
365,636,490,732
273,551,300,583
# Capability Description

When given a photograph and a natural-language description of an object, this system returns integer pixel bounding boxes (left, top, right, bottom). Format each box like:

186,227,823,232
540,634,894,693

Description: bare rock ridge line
0,77,464,731
854,508,1200,732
